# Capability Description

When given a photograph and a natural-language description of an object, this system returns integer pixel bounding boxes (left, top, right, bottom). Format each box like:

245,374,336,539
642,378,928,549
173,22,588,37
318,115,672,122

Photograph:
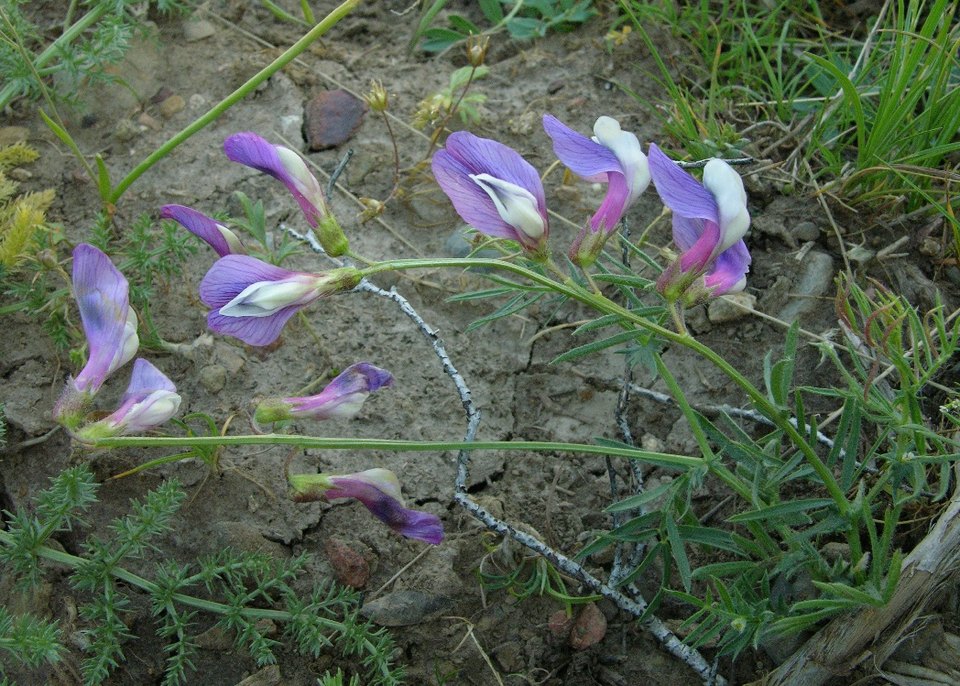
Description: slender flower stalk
648,143,751,306
200,255,361,346
75,359,181,440
256,362,394,423
289,468,444,544
160,204,246,256
54,244,139,428
432,132,549,258
224,132,349,256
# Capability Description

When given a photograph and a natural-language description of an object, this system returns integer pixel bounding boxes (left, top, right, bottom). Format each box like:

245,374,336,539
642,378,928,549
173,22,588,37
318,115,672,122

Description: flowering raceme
200,255,361,346
255,362,394,423
54,244,139,427
76,359,181,440
224,132,348,256
289,468,444,544
647,143,751,304
432,132,549,257
160,204,246,257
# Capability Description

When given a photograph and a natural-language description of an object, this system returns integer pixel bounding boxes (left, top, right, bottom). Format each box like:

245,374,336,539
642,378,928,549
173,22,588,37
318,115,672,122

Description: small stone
303,89,366,151
150,86,174,104
159,94,186,119
324,536,369,588
137,112,161,131
199,364,227,393
776,250,835,323
188,93,207,110
233,665,281,686
707,291,757,324
0,126,30,146
182,17,216,42
569,602,606,650
792,221,820,242
919,236,941,257
360,590,453,627
195,625,233,650
114,118,140,142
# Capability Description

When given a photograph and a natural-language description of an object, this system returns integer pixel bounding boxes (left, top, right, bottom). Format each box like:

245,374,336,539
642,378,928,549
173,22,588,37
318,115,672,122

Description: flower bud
364,80,389,113
466,35,490,67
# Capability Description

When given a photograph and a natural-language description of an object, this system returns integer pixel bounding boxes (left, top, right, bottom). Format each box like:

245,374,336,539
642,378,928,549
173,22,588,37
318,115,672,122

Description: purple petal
326,479,444,544
432,149,519,240
71,244,135,393
207,306,300,347
648,143,718,222
160,205,243,257
199,255,302,308
445,132,546,211
286,362,394,419
705,239,751,294
224,132,325,227
589,170,630,233
678,220,722,273
123,358,176,402
542,114,621,179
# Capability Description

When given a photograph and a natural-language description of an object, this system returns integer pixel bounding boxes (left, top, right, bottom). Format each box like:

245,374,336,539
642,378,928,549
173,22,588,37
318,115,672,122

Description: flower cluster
432,115,751,304
54,244,180,436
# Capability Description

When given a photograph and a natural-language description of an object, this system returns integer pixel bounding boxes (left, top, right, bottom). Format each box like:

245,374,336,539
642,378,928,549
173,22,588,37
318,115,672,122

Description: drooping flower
160,204,246,257
647,143,751,304
54,244,139,427
432,131,549,257
255,362,394,423
223,132,348,256
543,114,649,233
289,468,444,544
75,359,181,440
199,254,361,346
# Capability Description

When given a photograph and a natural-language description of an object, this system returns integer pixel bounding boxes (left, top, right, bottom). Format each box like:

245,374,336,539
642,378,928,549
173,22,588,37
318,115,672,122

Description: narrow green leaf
550,330,642,364
728,498,835,524
664,513,692,592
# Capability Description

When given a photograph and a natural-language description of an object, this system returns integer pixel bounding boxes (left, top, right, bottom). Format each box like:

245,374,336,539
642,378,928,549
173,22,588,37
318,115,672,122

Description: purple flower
255,362,394,423
160,204,246,257
432,132,549,256
542,114,649,233
289,468,444,544
224,132,327,227
199,255,361,346
76,359,181,440
648,143,751,301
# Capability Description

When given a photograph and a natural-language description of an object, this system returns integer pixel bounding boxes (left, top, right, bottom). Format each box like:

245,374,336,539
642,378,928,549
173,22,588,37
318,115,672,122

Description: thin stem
106,0,360,203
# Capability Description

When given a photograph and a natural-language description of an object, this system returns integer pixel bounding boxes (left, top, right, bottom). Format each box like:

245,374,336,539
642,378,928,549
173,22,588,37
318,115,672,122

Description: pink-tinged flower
432,132,549,257
648,143,751,303
200,255,361,346
55,244,139,427
75,359,181,440
542,114,649,234
289,468,444,544
160,204,246,257
255,362,393,423
223,132,349,256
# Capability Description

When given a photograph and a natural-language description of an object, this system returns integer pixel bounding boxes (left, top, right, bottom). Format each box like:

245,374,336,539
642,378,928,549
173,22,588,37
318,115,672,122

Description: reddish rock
547,609,573,641
569,602,607,650
324,536,369,588
303,89,366,151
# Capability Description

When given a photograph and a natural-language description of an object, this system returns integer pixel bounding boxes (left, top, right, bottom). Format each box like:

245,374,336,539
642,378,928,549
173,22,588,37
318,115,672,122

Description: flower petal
542,114,621,178
702,159,750,251
122,358,176,402
444,132,546,212
432,149,524,240
160,204,245,256
326,477,444,545
705,239,751,295
647,143,718,222
199,255,303,308
285,362,394,420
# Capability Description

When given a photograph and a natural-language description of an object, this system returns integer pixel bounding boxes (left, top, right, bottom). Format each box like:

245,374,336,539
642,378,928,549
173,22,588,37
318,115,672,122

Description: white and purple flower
200,255,360,346
255,362,394,423
289,468,444,545
75,359,181,440
160,204,246,257
648,143,751,303
542,114,649,234
54,244,139,427
432,132,549,257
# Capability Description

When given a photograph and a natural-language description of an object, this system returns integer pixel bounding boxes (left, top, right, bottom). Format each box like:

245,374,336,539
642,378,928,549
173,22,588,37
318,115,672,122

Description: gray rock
776,250,834,323
182,18,215,42
360,590,453,626
707,292,757,323
792,221,820,242
199,364,227,393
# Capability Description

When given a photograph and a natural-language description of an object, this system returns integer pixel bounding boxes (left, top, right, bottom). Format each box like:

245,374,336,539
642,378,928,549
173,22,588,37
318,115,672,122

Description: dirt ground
2,1,956,684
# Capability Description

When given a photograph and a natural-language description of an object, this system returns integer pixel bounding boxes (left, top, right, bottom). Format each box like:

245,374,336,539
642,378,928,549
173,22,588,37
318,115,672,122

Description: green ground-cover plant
411,0,596,53
618,0,960,220
0,465,404,685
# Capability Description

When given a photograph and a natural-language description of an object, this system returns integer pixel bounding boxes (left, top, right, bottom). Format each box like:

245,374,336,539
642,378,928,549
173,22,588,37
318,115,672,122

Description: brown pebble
159,94,186,119
324,536,369,588
303,89,366,151
150,86,174,104
547,609,573,641
137,112,161,131
569,602,607,650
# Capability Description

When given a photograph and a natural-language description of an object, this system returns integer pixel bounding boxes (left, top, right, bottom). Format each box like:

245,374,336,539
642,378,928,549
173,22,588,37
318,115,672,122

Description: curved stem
106,0,360,203
362,257,849,514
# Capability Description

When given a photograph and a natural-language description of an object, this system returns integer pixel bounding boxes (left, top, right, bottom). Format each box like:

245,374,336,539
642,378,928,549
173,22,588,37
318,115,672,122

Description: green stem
88,435,705,470
362,257,850,514
106,0,360,203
